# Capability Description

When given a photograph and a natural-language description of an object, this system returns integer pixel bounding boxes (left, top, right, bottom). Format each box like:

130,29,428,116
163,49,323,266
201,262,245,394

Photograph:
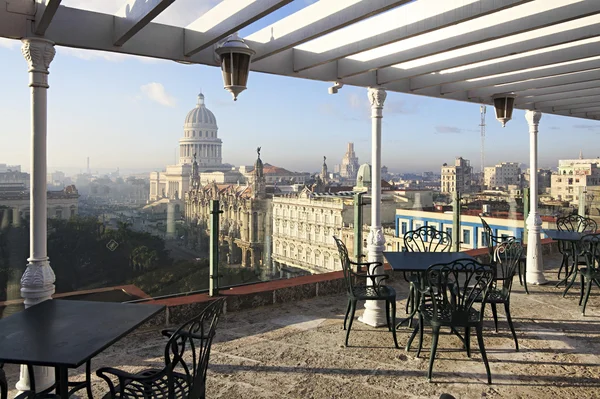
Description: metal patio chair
333,236,399,349
97,298,225,399
476,239,523,351
403,226,452,324
556,215,597,282
576,234,600,315
413,259,494,384
480,216,527,294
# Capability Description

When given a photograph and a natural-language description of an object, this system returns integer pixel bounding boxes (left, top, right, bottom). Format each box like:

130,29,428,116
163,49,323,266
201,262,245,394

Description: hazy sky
2,0,600,175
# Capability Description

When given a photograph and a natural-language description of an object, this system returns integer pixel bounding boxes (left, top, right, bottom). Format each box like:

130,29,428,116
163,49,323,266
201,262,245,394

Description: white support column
17,37,56,393
359,87,388,327
525,110,547,285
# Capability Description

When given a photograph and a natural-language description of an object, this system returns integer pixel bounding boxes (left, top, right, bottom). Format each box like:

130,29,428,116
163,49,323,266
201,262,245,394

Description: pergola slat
516,86,600,105
550,100,600,112
339,0,600,79
184,0,293,57
34,0,62,36
292,0,529,72
466,69,600,99
113,0,175,46
248,0,412,63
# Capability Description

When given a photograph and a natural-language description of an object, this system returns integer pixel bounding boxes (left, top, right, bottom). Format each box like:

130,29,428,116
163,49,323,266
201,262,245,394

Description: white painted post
359,87,387,327
525,110,547,285
17,37,56,393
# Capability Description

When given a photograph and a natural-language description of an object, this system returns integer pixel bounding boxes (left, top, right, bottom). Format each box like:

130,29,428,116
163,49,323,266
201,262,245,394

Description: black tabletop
543,229,587,242
0,299,164,368
383,251,475,273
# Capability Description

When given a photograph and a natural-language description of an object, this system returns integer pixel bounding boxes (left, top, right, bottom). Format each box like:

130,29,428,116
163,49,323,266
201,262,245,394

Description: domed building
149,93,230,202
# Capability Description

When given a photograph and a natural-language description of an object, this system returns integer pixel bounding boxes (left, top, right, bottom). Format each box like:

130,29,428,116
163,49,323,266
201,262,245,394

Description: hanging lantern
215,33,255,101
492,93,516,127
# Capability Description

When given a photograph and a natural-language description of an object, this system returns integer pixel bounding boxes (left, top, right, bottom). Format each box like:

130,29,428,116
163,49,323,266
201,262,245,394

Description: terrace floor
5,254,600,399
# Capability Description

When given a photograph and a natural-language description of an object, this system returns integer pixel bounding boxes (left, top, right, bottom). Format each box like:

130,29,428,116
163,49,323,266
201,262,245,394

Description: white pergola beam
536,94,600,109
440,57,600,94
563,106,600,113
411,40,600,91
340,0,600,79
113,0,175,46
34,0,62,36
515,85,600,105
551,101,600,111
466,69,600,99
184,0,293,57
248,0,411,63
293,0,529,72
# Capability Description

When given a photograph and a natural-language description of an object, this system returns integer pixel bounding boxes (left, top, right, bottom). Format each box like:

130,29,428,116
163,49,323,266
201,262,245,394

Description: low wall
143,239,558,328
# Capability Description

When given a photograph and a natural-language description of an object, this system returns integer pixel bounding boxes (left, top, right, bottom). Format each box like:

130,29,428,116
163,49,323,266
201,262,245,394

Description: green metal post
523,188,529,245
353,192,365,261
209,200,223,297
452,190,461,252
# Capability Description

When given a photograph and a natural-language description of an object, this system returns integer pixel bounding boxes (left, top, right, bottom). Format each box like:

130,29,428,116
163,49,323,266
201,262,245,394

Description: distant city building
484,162,521,189
0,164,21,173
149,93,230,202
340,142,360,180
551,154,600,204
524,168,553,194
0,167,29,190
185,149,271,270
441,157,473,194
0,185,79,225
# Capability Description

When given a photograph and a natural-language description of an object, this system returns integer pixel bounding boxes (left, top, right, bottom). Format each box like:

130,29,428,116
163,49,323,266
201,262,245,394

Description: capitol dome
184,93,217,126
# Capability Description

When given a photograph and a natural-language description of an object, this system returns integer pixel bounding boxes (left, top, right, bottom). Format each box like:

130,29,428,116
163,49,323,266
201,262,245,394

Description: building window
446,227,452,237
401,222,407,235
462,229,470,245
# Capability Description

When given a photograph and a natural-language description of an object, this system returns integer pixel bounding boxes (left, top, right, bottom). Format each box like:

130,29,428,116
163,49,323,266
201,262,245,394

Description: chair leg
518,262,523,285
343,300,351,330
345,300,357,347
417,314,425,358
579,274,585,306
390,300,400,349
504,302,519,352
465,326,471,358
521,260,529,294
475,325,492,384
427,325,441,382
405,285,412,315
557,254,567,280
385,300,392,332
563,267,579,297
490,303,498,333
582,280,593,316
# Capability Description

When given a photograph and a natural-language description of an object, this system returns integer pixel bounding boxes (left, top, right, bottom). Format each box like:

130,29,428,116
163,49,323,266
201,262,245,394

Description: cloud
435,125,464,134
573,124,600,131
140,83,177,107
549,126,560,130
0,38,18,50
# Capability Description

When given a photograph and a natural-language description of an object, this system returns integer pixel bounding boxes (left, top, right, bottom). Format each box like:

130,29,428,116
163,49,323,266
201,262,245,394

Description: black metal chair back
164,298,225,399
492,239,524,298
557,215,597,233
426,259,494,325
333,236,359,296
404,226,452,253
579,233,600,270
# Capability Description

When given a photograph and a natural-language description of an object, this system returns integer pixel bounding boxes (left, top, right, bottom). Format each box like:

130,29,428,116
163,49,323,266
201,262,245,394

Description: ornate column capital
21,258,55,307
525,110,542,129
21,37,55,88
367,87,387,117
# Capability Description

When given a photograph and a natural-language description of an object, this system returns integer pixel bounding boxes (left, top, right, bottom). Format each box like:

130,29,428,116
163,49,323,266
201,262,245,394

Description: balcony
3,250,599,398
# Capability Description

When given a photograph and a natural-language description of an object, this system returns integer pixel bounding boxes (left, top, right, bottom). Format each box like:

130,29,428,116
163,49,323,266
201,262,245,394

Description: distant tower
340,142,360,180
480,105,486,188
86,157,90,175
252,147,266,199
189,153,200,190
321,156,329,183
579,149,584,159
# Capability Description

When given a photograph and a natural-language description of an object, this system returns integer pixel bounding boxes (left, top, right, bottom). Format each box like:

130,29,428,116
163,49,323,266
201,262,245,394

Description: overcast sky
2,0,600,176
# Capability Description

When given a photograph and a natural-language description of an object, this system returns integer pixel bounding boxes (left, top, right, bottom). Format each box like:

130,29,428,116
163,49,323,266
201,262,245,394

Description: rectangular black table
543,229,586,242
0,299,165,399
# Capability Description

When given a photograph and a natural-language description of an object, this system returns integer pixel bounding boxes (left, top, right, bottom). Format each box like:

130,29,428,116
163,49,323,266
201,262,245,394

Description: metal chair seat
352,285,396,300
101,369,189,399
421,305,480,324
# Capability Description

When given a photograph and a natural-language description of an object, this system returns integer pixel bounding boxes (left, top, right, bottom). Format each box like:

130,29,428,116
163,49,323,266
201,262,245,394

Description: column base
358,299,388,327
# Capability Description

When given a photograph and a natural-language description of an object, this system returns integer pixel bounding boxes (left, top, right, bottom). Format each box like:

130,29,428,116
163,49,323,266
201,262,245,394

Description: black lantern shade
492,93,516,127
215,34,255,101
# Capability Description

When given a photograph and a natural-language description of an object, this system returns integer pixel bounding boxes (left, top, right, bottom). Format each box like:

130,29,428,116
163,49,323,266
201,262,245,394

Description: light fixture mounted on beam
215,33,255,101
492,93,516,127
